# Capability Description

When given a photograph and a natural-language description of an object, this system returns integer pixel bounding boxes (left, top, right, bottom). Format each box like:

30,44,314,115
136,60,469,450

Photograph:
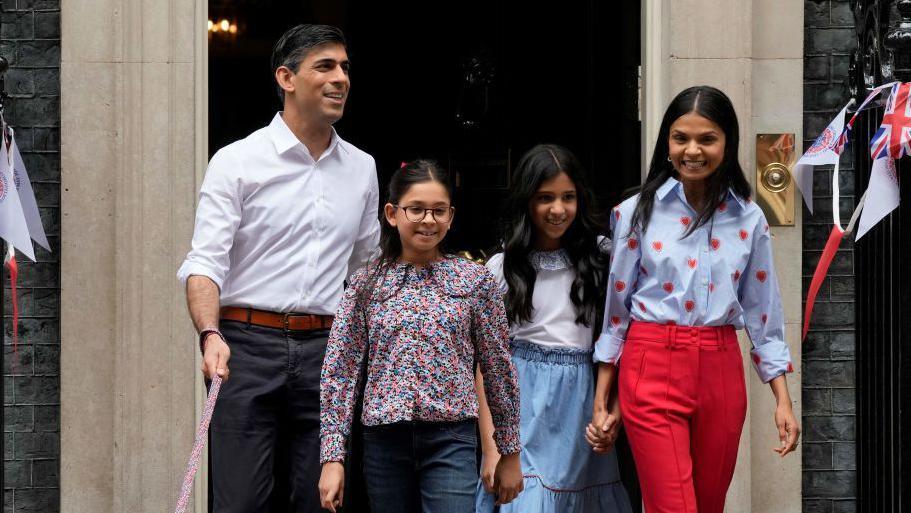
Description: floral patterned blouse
320,256,521,463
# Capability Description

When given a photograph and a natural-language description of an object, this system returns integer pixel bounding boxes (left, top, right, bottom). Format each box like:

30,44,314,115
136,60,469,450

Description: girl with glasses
475,144,633,513
318,160,524,513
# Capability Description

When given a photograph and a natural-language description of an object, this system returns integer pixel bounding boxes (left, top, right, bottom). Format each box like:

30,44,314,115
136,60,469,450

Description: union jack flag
870,82,911,159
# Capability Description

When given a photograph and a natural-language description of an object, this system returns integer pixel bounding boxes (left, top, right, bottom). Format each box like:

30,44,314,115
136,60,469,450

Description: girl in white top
475,144,633,512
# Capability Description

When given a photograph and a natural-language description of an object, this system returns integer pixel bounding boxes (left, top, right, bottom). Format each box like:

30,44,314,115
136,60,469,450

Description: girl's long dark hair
630,86,752,237
360,159,452,303
501,144,608,327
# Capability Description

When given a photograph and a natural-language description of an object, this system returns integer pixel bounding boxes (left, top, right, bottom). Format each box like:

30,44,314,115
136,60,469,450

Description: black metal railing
850,1,911,510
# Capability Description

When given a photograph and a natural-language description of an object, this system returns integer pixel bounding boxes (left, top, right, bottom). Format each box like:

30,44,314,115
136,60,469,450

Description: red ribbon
4,252,18,360
802,226,844,340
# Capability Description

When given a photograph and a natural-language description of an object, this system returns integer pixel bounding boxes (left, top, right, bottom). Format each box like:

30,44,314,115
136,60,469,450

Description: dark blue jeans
362,420,478,513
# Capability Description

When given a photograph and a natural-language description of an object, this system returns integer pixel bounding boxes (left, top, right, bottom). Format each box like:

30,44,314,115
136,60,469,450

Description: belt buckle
282,313,291,331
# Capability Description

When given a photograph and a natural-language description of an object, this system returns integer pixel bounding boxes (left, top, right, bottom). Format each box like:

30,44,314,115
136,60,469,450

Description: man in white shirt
177,24,379,513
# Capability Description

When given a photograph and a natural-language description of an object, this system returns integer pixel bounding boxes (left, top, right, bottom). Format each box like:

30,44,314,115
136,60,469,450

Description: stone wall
802,1,857,512
0,1,61,512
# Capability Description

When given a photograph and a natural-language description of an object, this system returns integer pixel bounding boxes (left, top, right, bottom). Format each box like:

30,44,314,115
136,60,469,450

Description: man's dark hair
270,24,347,102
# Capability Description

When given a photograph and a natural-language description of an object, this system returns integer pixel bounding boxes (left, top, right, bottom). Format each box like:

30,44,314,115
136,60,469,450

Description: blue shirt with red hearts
595,177,794,383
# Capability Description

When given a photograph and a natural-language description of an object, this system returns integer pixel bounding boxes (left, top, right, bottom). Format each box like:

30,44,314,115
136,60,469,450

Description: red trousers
619,321,747,513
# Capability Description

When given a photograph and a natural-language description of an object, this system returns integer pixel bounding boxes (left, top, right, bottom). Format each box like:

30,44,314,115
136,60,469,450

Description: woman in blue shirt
586,86,800,513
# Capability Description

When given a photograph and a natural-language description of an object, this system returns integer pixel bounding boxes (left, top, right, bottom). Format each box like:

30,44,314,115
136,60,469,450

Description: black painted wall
803,1,857,512
0,1,61,512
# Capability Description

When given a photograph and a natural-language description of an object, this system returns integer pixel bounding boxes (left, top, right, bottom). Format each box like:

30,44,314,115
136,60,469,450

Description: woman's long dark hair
630,86,752,237
360,159,453,303
501,144,608,327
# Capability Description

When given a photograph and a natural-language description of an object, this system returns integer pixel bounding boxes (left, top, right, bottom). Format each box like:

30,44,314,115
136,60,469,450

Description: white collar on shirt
655,176,748,210
266,112,347,160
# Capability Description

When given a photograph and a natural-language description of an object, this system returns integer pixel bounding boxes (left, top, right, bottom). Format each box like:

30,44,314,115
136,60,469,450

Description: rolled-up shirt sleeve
739,214,794,383
177,148,243,289
594,205,641,364
472,271,521,455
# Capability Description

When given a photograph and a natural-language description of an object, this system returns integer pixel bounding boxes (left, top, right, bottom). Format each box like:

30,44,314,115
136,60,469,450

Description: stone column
642,1,804,511
59,0,206,511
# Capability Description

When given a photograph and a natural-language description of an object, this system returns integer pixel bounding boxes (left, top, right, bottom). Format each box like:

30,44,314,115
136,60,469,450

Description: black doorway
209,0,642,255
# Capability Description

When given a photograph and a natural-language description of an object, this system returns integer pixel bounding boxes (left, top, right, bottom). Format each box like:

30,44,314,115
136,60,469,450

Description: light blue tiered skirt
476,340,633,513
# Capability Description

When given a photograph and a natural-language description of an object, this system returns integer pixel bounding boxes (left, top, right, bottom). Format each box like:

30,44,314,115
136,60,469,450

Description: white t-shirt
485,246,606,351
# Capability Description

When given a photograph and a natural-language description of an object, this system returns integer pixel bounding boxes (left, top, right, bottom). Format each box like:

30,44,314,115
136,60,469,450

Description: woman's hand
480,450,500,493
318,462,345,512
493,452,524,505
773,402,801,457
586,409,620,454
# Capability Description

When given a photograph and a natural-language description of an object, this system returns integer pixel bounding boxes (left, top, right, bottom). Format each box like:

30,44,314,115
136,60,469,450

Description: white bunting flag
0,135,36,261
9,130,50,251
794,103,850,214
855,156,900,240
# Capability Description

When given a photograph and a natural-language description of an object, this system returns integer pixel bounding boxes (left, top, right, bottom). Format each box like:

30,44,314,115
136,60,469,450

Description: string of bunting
795,82,906,339
0,115,52,358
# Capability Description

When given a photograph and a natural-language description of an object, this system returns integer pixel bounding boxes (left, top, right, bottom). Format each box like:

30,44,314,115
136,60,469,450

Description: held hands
773,402,801,457
201,333,231,381
318,462,345,512
493,452,524,505
585,408,620,454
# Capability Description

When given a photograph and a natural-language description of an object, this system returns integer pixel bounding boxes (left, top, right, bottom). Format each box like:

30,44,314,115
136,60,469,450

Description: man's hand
201,334,231,381
318,462,345,512
493,452,523,505
480,450,500,493
585,408,620,454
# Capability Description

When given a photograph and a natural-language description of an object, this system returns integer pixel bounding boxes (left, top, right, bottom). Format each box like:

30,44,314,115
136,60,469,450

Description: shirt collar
655,176,748,210
267,112,342,160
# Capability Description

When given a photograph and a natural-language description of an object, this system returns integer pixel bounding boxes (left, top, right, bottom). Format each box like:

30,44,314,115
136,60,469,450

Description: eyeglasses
393,204,454,223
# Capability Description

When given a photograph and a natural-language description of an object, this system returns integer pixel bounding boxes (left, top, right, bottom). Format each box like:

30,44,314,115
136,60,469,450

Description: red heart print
638,301,647,312
761,313,768,324
627,238,639,250
615,281,626,292
614,209,621,221
787,362,794,372
709,282,715,293
756,270,768,283
652,241,663,252
687,257,697,269
718,202,728,212
610,316,621,327
711,238,721,250
728,308,735,318
684,300,695,312
739,229,749,241
752,354,761,365
663,282,674,293
732,269,741,281
680,216,691,227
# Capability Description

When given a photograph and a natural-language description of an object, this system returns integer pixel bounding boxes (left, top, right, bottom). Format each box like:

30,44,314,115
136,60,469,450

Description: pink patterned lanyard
173,374,223,513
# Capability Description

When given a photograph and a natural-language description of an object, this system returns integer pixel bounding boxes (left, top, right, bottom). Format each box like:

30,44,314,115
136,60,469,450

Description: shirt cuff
493,424,522,455
749,340,794,383
177,260,224,290
593,333,625,364
320,433,347,464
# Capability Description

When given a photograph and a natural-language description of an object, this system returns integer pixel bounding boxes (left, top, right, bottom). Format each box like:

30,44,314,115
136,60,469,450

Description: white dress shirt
177,113,380,315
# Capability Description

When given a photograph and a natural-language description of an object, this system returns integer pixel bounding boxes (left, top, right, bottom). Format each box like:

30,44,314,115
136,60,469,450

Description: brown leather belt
220,306,333,331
